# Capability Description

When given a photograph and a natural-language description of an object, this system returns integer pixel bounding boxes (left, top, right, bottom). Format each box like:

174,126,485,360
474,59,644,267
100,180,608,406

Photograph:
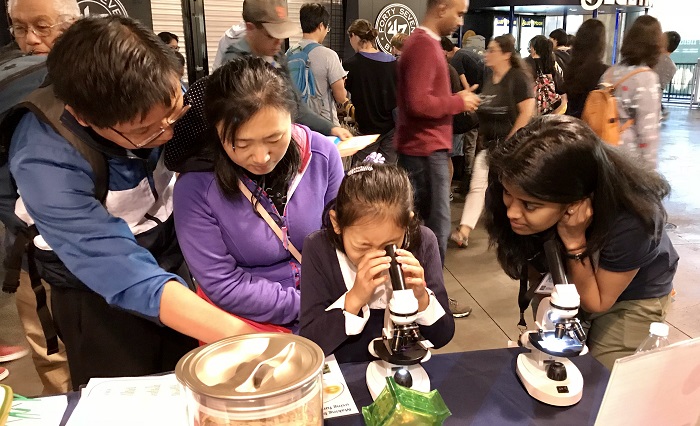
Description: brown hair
620,15,663,68
493,34,525,71
461,30,476,45
347,19,378,42
390,33,408,49
323,164,423,254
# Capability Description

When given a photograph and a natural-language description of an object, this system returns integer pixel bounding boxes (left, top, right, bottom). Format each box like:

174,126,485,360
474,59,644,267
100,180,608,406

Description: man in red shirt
396,0,479,265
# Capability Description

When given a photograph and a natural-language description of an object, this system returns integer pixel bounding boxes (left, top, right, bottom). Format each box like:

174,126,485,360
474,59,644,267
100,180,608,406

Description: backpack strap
0,84,108,356
608,67,653,130
18,85,108,202
610,67,652,91
301,42,321,55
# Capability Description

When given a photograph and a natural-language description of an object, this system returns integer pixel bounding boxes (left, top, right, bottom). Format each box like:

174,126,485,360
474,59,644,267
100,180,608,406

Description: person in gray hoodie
447,34,485,93
165,0,351,170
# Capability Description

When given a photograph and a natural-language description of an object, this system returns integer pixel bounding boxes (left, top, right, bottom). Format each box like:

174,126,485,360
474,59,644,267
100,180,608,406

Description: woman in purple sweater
173,57,344,331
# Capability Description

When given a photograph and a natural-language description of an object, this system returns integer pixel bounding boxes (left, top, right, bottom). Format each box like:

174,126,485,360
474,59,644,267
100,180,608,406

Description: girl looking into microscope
485,115,678,369
299,159,455,362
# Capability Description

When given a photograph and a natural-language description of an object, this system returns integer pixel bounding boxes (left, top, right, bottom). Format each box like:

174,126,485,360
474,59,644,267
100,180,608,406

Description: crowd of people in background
0,0,681,394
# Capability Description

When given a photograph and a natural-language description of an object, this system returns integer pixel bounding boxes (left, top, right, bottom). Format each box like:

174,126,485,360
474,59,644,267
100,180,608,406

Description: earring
568,209,574,214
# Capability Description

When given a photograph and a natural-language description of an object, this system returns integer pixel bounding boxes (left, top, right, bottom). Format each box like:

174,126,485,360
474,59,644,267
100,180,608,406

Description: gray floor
1,105,698,397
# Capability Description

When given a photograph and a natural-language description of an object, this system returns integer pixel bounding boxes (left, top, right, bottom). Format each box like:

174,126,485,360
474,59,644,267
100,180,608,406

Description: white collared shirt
325,250,446,336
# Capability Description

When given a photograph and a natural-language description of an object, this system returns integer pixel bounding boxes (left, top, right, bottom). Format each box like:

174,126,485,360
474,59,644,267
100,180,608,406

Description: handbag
535,71,562,115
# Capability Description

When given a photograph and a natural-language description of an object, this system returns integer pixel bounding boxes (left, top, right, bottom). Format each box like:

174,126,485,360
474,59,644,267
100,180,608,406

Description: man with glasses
6,16,257,390
5,0,78,55
286,3,347,127
0,0,80,394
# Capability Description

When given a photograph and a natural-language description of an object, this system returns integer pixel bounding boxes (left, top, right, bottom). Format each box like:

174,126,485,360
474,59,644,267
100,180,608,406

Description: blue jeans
398,151,450,265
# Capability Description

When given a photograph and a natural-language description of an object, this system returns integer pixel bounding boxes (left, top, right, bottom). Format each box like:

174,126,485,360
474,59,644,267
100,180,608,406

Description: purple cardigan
173,125,344,326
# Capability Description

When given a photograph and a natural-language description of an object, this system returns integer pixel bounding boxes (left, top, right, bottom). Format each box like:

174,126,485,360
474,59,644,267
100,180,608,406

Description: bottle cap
649,322,669,337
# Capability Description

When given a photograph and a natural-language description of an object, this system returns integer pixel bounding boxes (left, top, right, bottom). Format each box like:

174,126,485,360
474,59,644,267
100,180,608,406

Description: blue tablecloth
328,347,610,426
60,347,610,425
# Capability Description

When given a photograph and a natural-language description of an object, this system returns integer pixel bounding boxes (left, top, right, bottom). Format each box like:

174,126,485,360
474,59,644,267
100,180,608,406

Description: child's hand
396,249,429,312
557,198,593,251
345,250,390,315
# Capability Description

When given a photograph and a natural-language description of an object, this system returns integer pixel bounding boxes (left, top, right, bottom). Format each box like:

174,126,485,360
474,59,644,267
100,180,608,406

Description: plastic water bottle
634,322,671,354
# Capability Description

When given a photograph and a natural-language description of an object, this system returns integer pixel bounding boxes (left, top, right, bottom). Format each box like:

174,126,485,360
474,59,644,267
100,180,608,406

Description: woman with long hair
601,15,664,167
564,19,609,118
526,34,565,113
173,56,344,332
485,115,678,369
343,19,398,164
525,35,557,79
450,35,535,248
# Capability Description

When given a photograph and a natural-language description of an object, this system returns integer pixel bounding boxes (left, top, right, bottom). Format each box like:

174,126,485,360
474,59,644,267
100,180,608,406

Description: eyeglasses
9,21,66,38
110,104,191,149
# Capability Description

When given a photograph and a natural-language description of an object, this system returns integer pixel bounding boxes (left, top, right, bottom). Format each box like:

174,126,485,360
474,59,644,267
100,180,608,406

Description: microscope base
366,360,430,400
516,351,583,406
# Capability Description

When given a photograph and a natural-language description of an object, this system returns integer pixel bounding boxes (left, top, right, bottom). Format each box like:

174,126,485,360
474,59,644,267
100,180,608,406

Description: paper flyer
322,354,359,419
66,374,187,426
6,395,67,425
335,135,380,157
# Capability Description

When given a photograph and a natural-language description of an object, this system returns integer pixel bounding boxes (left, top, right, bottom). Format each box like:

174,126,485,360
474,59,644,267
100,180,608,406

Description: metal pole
592,9,598,19
509,6,515,35
562,8,568,32
612,9,621,65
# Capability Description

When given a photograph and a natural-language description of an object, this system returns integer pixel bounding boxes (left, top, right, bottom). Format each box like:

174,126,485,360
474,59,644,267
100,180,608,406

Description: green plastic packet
362,377,451,425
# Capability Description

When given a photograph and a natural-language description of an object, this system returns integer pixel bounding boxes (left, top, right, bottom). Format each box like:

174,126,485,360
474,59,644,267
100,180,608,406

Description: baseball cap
243,0,299,40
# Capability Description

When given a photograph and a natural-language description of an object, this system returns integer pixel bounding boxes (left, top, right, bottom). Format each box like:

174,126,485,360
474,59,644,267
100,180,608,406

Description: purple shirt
173,125,344,326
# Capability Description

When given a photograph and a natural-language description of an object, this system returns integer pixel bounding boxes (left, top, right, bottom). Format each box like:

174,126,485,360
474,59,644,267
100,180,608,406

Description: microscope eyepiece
385,244,407,291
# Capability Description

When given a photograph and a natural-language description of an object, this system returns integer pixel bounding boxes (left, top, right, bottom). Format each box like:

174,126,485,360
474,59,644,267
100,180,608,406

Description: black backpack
0,59,108,354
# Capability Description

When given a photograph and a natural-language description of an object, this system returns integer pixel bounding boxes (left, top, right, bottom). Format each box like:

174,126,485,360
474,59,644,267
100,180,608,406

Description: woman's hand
345,250,390,315
557,198,593,251
396,249,430,311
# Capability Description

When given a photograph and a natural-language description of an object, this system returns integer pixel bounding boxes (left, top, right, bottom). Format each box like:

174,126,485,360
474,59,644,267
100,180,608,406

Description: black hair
158,31,178,44
484,115,670,279
300,3,330,33
529,34,555,75
549,28,568,47
567,34,576,46
323,164,423,255
620,15,663,68
665,31,681,53
48,16,180,128
440,36,455,52
565,19,606,95
204,56,300,201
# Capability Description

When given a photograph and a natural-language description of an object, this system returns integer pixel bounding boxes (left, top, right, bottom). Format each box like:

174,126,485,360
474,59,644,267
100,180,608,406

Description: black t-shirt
476,67,533,143
343,52,397,135
450,48,485,93
598,212,678,301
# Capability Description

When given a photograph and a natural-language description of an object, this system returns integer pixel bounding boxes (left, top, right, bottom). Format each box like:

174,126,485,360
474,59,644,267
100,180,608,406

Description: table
328,348,609,426
60,347,609,425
